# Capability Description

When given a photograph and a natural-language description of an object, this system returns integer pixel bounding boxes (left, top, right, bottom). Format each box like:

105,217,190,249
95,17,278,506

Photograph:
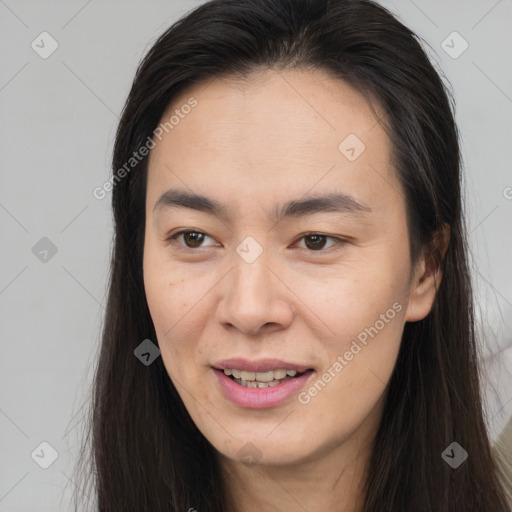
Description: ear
405,223,450,322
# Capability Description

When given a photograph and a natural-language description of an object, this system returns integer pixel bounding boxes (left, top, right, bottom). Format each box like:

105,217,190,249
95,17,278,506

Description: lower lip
213,368,314,409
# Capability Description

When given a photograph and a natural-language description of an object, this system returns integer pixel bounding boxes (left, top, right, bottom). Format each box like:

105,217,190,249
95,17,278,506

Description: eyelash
166,230,346,253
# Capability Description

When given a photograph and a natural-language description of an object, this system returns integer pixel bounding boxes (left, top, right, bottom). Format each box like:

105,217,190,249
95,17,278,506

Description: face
143,68,437,468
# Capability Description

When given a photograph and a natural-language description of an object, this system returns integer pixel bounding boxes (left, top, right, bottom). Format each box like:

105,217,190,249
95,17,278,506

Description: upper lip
212,358,313,373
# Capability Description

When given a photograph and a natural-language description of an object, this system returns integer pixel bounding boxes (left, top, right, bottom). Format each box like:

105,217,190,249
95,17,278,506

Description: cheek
144,273,183,332
143,242,197,329
143,259,195,369
301,257,407,414
300,309,404,440
307,263,405,340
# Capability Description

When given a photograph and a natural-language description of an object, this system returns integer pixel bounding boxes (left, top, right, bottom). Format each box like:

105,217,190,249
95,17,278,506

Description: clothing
493,414,512,510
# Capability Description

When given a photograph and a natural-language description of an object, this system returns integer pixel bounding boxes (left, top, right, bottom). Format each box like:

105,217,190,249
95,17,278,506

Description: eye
166,230,345,252
167,230,218,249
294,233,342,251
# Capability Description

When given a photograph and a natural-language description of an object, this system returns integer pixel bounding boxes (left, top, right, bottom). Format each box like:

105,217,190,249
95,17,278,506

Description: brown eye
298,234,339,251
304,235,328,250
182,231,204,248
167,230,217,249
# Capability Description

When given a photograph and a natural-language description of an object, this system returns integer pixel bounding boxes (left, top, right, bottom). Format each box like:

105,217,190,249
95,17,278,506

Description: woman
74,0,511,510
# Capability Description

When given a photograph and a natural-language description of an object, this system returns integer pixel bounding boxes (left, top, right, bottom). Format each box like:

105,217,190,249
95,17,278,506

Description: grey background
0,0,511,510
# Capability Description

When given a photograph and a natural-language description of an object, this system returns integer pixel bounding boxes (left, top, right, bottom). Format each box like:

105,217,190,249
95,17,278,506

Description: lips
212,357,313,373
213,366,315,409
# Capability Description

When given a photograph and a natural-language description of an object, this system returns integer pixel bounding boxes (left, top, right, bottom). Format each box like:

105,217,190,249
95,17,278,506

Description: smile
213,367,315,409
223,368,304,388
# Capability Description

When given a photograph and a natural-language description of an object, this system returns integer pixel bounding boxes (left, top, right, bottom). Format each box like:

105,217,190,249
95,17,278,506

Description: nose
215,251,294,336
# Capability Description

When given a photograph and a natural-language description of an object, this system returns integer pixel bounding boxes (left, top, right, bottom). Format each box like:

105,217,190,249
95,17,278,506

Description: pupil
184,232,204,248
305,235,326,250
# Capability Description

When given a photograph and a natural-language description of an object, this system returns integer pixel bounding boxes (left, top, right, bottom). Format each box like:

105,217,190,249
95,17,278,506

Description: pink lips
212,364,315,409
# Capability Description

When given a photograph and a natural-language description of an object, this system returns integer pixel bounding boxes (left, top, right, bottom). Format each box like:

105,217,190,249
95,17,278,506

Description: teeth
223,368,301,382
237,379,284,388
222,367,308,388
255,371,273,382
272,369,287,379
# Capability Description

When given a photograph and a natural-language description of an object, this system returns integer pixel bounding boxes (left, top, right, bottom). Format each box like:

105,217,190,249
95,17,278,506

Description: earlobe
405,224,450,323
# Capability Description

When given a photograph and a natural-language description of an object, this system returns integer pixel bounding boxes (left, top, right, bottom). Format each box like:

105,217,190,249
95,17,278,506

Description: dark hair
73,0,510,510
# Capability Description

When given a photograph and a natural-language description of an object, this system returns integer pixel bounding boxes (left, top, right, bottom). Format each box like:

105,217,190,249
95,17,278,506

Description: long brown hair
72,0,510,510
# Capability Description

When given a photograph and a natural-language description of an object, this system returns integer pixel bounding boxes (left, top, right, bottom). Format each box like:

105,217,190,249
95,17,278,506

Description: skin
143,68,445,512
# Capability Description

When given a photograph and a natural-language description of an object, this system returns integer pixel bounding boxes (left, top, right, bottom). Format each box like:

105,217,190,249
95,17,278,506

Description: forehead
146,67,398,218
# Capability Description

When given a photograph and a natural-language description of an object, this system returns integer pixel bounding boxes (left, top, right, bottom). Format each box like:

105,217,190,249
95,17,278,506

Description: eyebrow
153,188,372,222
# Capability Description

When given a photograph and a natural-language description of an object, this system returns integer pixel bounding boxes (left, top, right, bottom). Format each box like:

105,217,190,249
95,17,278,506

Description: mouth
211,358,316,409
220,368,312,388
